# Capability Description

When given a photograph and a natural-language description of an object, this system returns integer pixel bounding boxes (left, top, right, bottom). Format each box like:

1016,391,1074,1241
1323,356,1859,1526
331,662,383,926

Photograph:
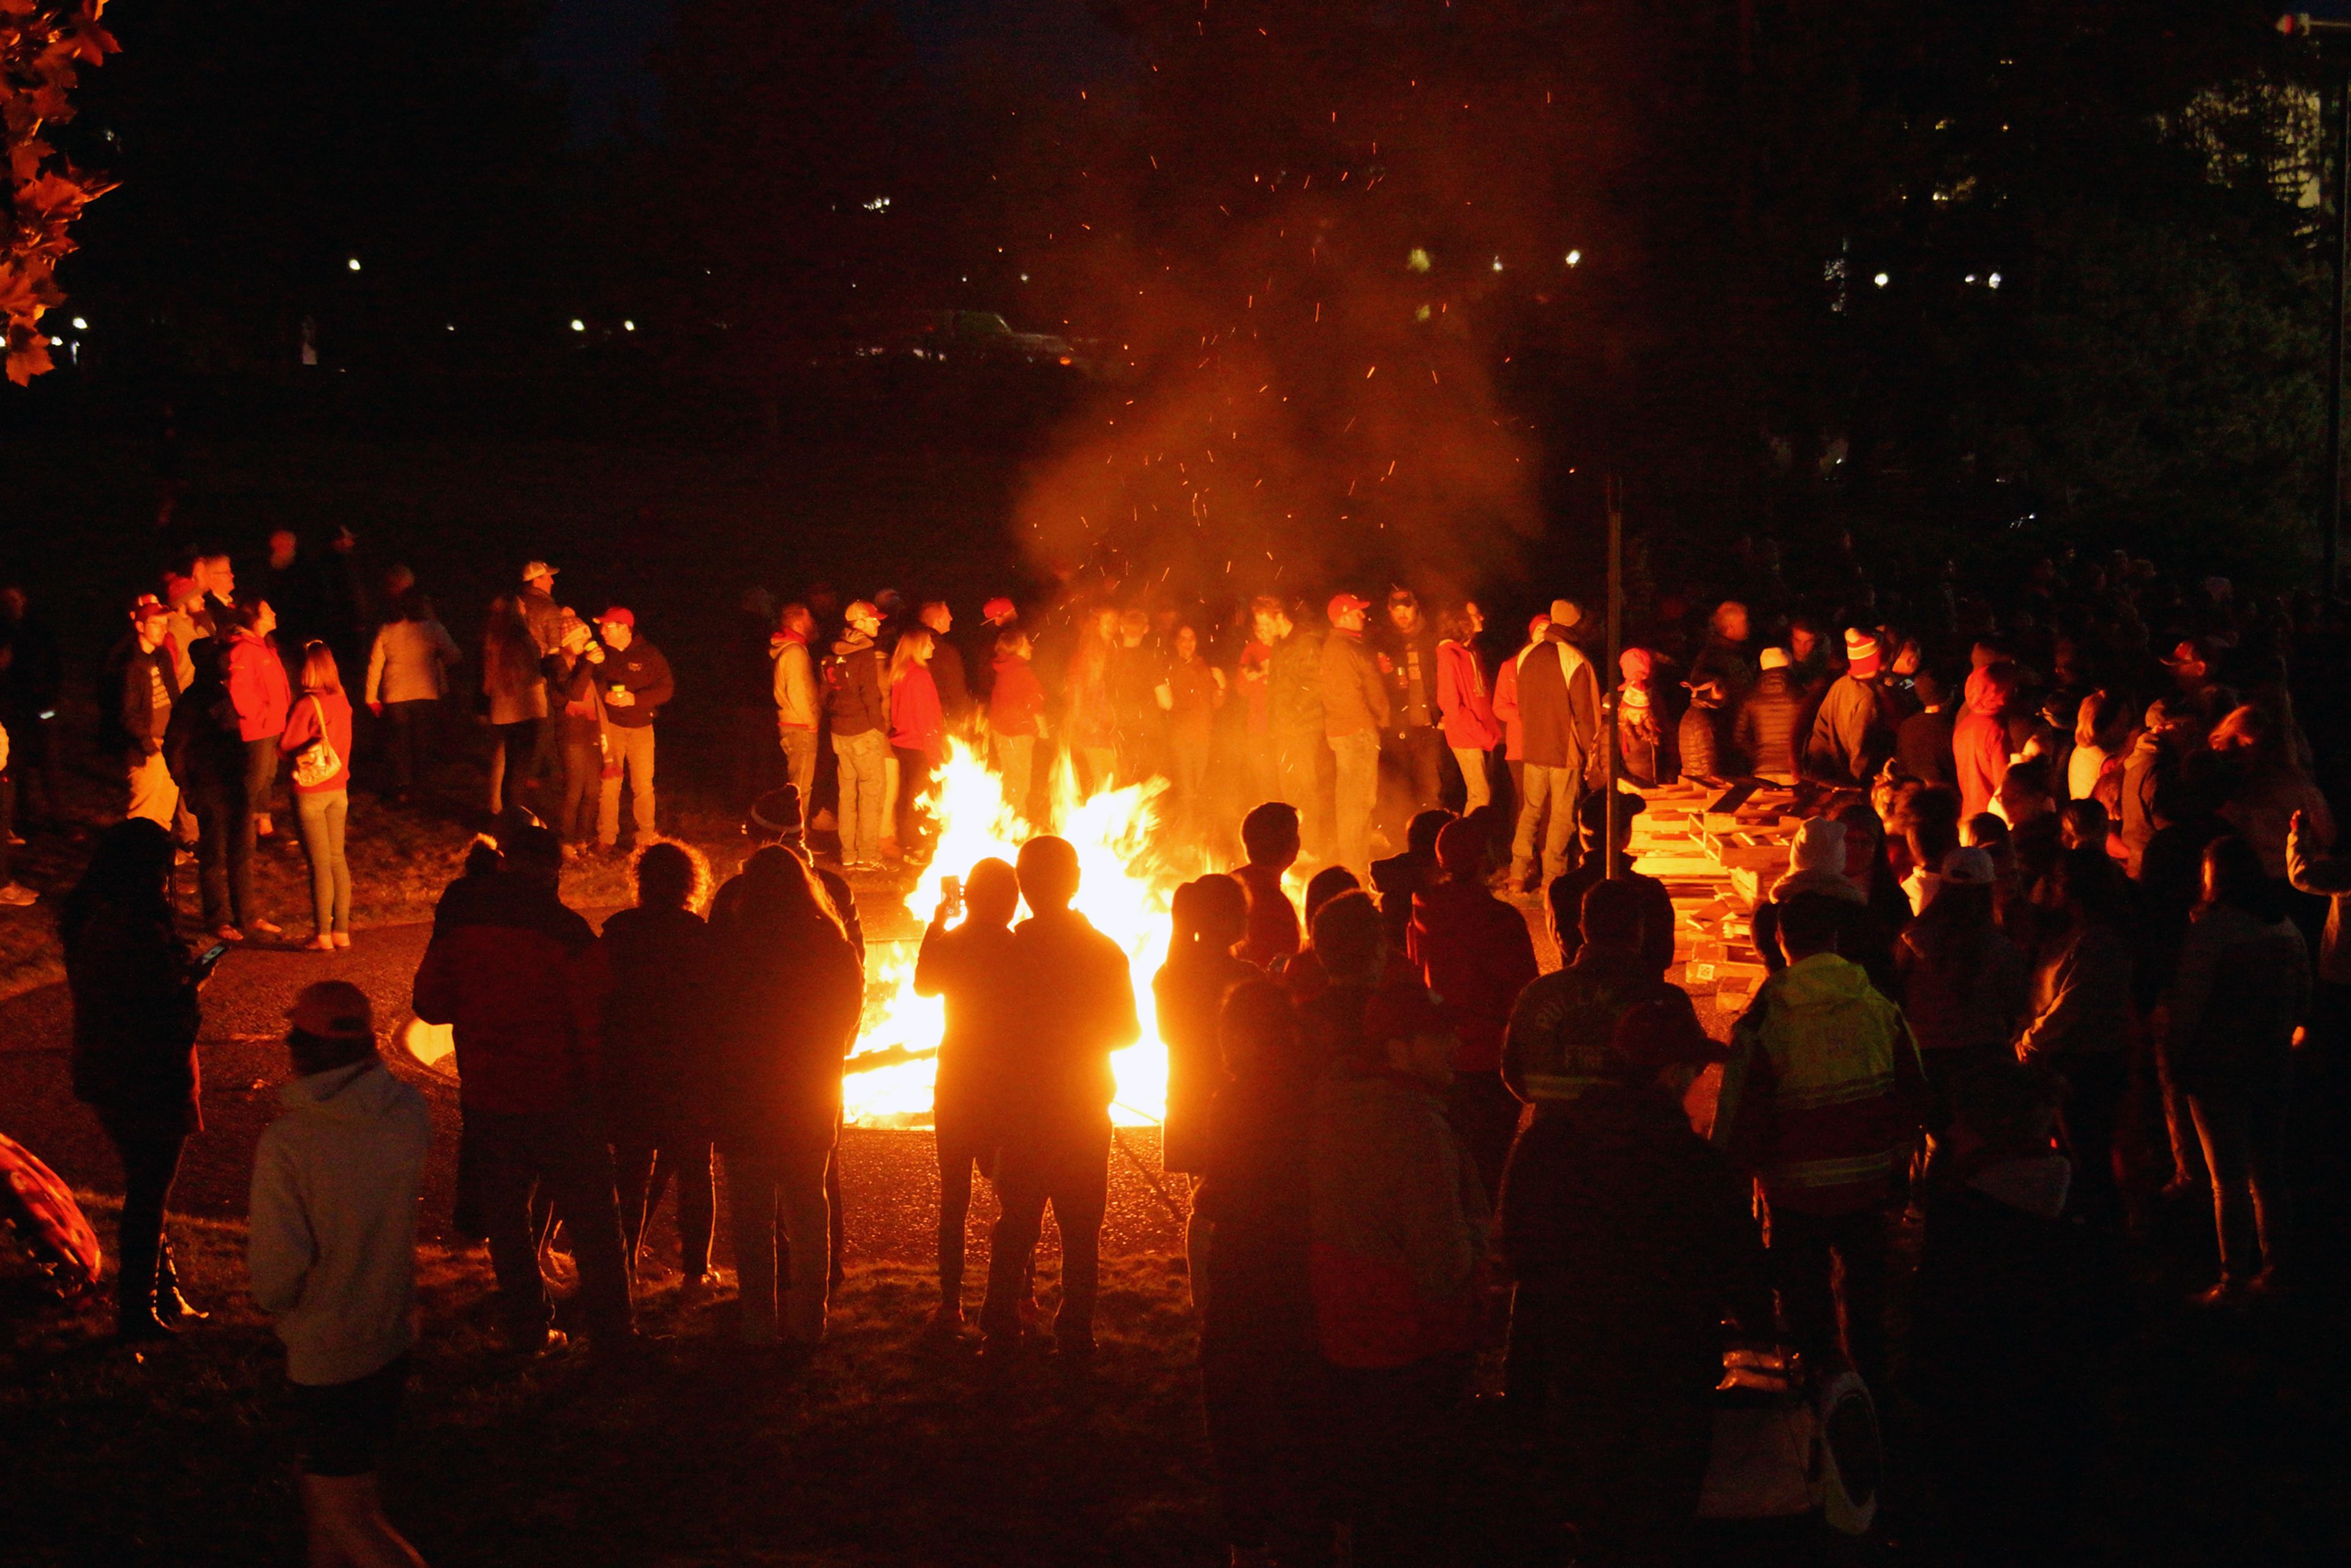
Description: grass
1,1200,1221,1568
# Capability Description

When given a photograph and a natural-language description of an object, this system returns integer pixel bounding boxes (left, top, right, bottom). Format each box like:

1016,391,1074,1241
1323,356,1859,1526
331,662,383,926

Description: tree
1,0,116,384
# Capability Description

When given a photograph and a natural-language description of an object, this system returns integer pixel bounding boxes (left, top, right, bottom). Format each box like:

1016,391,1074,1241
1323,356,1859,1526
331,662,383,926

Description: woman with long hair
222,599,292,848
1155,873,1258,1307
2165,835,2310,1302
887,625,943,857
61,818,214,1338
480,594,547,815
278,641,355,950
1435,603,1501,814
2068,690,2128,804
710,847,864,1348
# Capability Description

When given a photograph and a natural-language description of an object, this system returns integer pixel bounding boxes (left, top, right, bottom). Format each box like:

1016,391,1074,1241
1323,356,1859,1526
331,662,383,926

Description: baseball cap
2161,637,2211,669
1528,613,1552,637
597,606,636,628
982,596,1017,623
846,599,881,623
1940,846,1997,885
1386,588,1419,608
129,594,170,624
1548,599,1584,629
520,560,558,582
1610,992,1730,1075
1327,592,1371,623
287,980,374,1042
1759,646,1791,670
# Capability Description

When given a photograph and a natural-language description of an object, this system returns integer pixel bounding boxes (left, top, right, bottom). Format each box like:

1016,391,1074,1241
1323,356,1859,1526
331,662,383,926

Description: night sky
531,0,1128,136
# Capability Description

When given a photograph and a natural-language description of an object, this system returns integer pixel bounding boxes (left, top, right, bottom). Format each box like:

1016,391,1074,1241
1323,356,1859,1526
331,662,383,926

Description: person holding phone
61,818,225,1339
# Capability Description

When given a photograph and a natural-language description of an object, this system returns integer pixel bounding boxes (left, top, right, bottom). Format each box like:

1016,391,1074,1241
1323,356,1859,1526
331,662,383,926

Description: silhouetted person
1408,817,1539,1199
1545,789,1676,977
913,856,1021,1328
576,842,719,1301
1155,872,1258,1308
710,848,864,1351
1232,800,1304,969
980,835,1142,1360
62,819,217,1339
413,825,636,1357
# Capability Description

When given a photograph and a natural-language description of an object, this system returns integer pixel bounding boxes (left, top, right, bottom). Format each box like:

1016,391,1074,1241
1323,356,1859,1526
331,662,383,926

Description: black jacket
592,637,674,728
101,637,182,758
823,633,889,735
1734,669,1808,778
64,899,204,1130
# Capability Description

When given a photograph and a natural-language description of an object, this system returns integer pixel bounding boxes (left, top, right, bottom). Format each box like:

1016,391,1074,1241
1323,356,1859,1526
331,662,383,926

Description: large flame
842,736,1191,1129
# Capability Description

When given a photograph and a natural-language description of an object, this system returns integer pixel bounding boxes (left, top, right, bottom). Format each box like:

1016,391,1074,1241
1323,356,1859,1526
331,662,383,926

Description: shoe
247,918,283,937
254,817,274,839
501,1326,570,1357
0,883,36,907
156,1247,208,1324
924,1304,967,1339
308,934,336,952
214,925,245,943
2188,1279,2243,1309
332,932,351,949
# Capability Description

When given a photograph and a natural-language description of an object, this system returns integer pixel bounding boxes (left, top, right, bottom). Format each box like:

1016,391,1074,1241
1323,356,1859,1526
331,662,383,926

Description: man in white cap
1508,599,1605,890
1804,628,1902,787
1734,645,1809,785
518,561,564,656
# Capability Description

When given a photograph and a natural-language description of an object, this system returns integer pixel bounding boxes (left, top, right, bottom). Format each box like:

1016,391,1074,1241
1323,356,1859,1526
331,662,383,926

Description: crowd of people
18,524,2351,1566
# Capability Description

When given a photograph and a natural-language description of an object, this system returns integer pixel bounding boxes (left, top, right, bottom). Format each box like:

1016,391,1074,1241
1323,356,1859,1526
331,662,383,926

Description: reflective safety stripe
1774,1072,1897,1112
1772,1151,1894,1189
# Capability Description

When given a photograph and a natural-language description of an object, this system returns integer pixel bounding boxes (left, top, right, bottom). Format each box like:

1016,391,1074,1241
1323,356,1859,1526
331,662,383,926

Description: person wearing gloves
588,607,674,853
246,981,432,1568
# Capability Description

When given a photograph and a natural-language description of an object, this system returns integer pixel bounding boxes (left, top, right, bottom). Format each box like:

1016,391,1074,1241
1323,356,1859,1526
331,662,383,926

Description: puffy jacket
1734,669,1807,779
412,876,598,1114
1436,639,1501,751
1320,629,1390,739
247,1059,431,1386
1309,1064,1487,1369
823,632,889,735
365,618,461,706
1407,880,1540,1074
1952,665,2015,819
1714,952,1927,1216
222,630,292,741
1805,672,1898,786
1515,634,1603,776
593,637,674,729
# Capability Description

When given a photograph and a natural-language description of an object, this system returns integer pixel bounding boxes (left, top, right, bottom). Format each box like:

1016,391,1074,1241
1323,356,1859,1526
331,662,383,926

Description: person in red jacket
987,628,1049,822
277,642,355,951
889,626,947,855
1436,602,1502,813
1408,817,1540,1198
1954,661,2020,821
222,599,293,845
412,825,636,1357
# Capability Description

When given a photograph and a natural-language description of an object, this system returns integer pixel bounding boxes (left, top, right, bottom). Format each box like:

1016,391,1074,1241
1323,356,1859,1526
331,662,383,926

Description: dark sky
531,0,1128,137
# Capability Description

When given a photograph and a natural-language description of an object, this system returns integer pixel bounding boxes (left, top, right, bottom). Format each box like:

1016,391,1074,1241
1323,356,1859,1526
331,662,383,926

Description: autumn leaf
5,321,53,386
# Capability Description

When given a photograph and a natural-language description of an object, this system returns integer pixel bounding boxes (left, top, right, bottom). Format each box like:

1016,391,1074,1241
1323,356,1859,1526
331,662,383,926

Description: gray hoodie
247,1058,432,1386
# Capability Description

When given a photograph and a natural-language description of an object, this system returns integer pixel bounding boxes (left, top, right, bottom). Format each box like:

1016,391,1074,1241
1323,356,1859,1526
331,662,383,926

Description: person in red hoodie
889,625,947,855
1489,613,1548,815
222,599,293,848
1407,817,1539,1199
1309,981,1487,1566
1954,660,2020,820
413,825,636,1357
986,628,1049,821
277,642,355,951
1436,602,1502,813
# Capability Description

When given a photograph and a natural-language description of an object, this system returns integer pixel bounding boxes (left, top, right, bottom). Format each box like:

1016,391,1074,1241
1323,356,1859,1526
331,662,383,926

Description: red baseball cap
983,596,1017,623
2162,637,2211,669
130,595,170,623
598,606,636,628
1327,592,1372,624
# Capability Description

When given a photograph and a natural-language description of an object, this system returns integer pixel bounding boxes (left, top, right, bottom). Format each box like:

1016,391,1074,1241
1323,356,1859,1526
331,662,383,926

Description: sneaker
332,932,351,949
247,918,283,937
0,883,36,907
307,934,336,952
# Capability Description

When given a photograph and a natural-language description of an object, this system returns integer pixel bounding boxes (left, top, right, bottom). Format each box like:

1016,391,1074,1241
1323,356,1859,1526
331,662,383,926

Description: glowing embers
843,737,1180,1130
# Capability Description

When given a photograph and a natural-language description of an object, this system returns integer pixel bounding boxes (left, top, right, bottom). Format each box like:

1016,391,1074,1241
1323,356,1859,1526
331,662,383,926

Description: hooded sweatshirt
1714,951,1927,1216
1435,638,1501,751
823,631,889,736
1953,664,2016,820
247,1058,432,1386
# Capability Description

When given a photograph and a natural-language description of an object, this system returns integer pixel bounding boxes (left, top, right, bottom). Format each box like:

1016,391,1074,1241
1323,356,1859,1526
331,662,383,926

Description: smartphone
192,941,230,978
942,875,963,910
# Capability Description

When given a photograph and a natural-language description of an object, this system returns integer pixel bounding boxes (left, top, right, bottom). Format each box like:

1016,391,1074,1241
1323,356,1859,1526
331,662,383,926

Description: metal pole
1604,475,1624,880
2330,66,2349,598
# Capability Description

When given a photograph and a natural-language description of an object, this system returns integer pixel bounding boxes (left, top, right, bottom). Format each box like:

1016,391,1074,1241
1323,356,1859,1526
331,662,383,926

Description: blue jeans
1512,762,1581,883
293,789,351,936
832,728,888,863
1329,730,1381,878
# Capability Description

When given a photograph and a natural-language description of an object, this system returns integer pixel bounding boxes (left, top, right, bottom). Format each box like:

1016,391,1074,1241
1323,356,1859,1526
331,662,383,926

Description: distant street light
70,317,87,330
569,319,585,332
347,257,361,272
1565,249,1582,267
1873,272,1890,288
